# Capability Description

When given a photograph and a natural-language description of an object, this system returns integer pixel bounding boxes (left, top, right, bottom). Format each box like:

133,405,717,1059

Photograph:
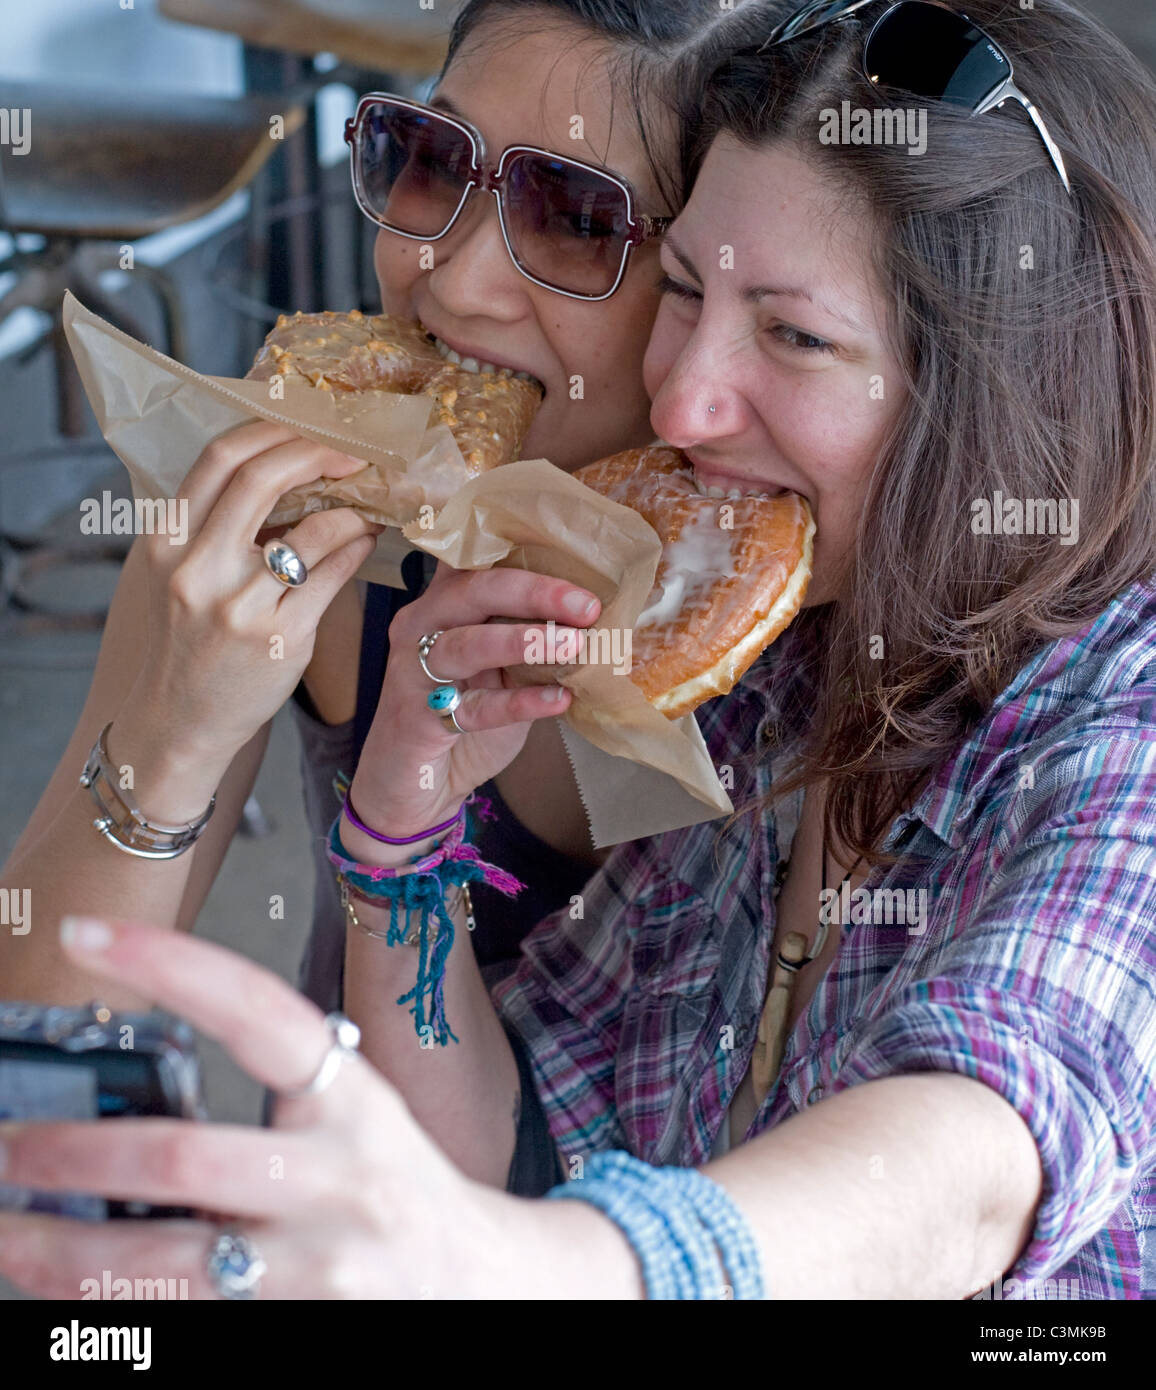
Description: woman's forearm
709,1072,1042,1298
509,1072,1043,1299
0,713,235,1009
344,894,519,1188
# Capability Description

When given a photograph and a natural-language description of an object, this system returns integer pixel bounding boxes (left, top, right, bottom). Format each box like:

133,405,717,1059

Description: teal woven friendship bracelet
324,814,524,1046
544,1150,765,1299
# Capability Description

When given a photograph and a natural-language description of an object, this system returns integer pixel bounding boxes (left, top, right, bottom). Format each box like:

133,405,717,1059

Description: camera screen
0,1058,107,1219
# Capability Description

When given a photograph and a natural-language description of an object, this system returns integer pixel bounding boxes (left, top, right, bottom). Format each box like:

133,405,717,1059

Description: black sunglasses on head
761,0,1071,193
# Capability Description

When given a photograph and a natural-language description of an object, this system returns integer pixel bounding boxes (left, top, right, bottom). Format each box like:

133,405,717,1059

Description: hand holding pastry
343,562,602,863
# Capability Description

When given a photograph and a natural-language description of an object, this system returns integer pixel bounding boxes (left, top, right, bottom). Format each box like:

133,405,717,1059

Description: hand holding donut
346,563,602,854
115,421,385,799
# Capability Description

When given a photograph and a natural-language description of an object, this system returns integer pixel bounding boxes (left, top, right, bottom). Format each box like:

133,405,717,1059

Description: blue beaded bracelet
615,1159,764,1299
550,1171,696,1299
544,1150,765,1300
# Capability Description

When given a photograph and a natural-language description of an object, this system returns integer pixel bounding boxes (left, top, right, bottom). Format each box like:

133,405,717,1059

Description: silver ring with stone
263,538,308,587
418,631,454,685
280,1012,361,1099
426,683,466,733
426,683,461,716
206,1229,267,1301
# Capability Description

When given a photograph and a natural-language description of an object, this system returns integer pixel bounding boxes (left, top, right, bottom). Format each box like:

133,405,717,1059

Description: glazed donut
575,446,815,719
247,310,544,475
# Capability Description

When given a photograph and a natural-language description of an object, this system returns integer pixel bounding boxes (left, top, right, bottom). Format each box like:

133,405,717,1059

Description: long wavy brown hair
673,0,1156,867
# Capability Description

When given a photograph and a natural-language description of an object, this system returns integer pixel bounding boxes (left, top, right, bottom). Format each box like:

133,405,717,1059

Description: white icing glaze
635,504,738,629
650,506,815,713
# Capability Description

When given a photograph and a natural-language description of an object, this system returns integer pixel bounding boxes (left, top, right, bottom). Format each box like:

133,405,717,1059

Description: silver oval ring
206,1229,267,1301
418,631,454,685
280,1012,361,1100
263,539,308,587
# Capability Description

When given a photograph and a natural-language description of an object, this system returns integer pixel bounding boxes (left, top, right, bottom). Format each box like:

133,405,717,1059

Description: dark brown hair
440,0,796,213
678,1,1156,865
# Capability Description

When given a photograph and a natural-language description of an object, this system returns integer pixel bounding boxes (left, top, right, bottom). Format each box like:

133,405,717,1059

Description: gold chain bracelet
338,874,476,944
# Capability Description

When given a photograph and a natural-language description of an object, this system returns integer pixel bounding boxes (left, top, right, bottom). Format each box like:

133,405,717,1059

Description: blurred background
0,0,1153,1296
0,2,464,1300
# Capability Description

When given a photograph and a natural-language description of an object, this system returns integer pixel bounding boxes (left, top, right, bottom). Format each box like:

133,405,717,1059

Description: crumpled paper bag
63,291,733,845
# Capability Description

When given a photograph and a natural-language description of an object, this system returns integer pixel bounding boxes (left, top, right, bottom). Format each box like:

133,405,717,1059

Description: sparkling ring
418,631,454,685
280,1011,361,1099
206,1229,267,1301
263,539,308,587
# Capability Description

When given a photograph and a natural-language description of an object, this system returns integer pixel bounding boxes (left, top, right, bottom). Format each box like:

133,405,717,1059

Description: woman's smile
645,137,903,607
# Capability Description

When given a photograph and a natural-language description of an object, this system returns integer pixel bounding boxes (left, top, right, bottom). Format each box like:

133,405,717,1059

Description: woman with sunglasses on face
0,0,737,1012
4,0,1156,1304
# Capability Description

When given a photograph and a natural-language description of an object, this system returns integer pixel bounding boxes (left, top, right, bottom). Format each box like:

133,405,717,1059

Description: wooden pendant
749,931,809,1104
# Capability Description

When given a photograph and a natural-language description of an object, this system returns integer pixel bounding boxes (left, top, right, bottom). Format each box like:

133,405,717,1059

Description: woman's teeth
689,473,785,501
434,336,541,388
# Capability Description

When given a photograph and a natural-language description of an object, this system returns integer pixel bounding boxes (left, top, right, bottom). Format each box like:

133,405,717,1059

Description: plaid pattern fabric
493,572,1156,1298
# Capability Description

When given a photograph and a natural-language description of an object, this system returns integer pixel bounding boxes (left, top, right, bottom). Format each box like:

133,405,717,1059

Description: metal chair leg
238,794,276,838
51,314,90,439
130,262,189,364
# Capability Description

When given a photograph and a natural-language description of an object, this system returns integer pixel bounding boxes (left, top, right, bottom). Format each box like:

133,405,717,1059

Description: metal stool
0,81,306,632
0,80,306,436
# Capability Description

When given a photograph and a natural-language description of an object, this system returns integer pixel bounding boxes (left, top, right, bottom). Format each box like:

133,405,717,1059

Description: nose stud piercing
708,404,717,414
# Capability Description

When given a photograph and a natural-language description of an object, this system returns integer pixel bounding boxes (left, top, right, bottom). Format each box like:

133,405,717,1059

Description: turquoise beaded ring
427,684,462,714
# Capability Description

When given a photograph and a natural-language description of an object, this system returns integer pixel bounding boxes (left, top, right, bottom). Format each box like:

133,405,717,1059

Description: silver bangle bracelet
80,722,216,860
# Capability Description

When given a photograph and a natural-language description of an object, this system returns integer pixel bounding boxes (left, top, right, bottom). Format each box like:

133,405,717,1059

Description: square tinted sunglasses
344,92,673,300
762,0,1071,193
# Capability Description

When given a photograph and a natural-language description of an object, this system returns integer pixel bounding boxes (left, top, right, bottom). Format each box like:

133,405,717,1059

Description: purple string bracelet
342,789,466,846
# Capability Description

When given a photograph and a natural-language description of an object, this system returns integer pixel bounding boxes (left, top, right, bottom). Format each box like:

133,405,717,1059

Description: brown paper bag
62,292,733,844
63,290,463,586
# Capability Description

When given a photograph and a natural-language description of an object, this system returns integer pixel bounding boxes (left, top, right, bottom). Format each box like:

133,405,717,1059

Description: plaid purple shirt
492,573,1156,1299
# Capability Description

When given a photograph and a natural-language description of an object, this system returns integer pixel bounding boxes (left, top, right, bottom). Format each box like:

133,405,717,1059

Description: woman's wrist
103,709,227,825
341,775,466,867
470,1187,645,1300
337,808,445,869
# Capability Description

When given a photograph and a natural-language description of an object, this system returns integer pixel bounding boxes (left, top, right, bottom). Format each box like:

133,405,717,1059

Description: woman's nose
649,340,741,448
426,189,525,316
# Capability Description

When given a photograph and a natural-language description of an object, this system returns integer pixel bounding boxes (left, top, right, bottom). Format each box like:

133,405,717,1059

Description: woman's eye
566,214,617,240
657,272,701,302
771,324,836,354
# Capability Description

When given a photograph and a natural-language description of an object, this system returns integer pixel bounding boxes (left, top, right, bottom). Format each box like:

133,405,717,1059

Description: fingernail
564,590,598,619
60,916,112,951
543,685,567,702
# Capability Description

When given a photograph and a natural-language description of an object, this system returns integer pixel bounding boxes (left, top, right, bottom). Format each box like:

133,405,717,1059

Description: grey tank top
287,695,357,1015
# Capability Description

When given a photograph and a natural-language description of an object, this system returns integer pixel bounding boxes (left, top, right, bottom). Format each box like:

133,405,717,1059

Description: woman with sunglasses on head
4,0,1156,1304
0,0,1154,1308
280,0,1156,1296
0,0,737,1012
